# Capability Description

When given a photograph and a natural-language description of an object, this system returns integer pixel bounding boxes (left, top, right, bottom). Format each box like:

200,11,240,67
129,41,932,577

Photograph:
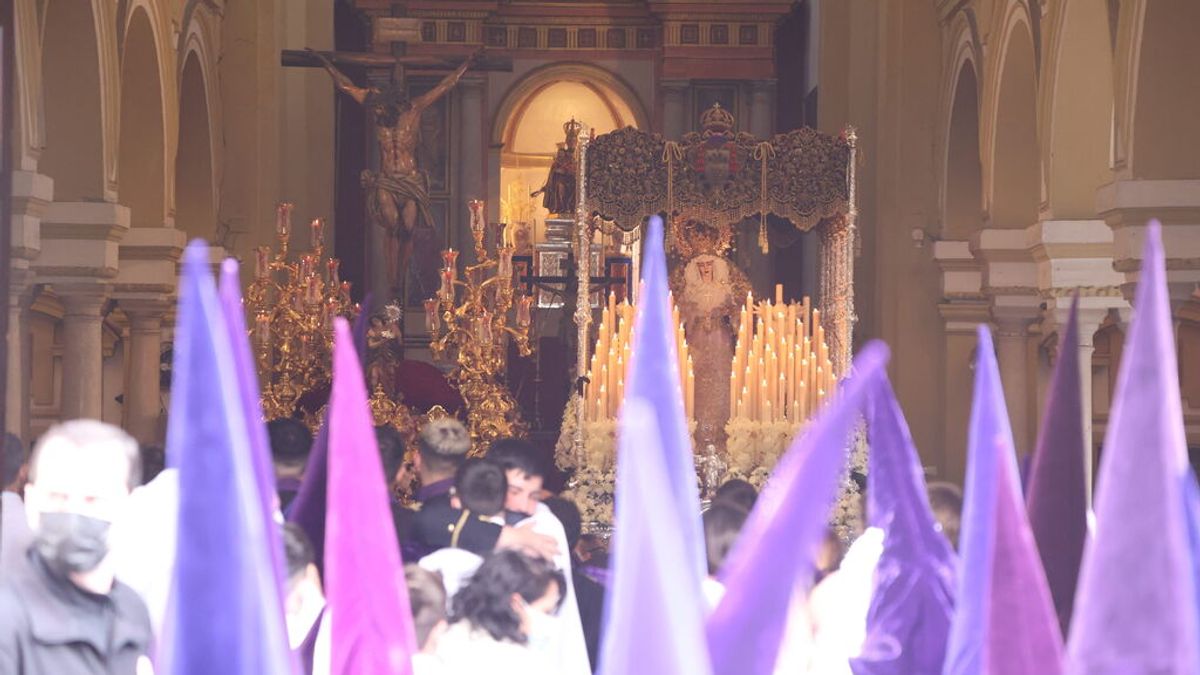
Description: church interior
4,0,1200,501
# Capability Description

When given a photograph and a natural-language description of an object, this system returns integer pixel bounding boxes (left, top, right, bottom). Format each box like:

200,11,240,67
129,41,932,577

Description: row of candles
730,286,836,424
583,292,695,422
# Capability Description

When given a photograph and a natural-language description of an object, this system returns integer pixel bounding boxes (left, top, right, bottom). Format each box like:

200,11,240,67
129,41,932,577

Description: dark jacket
408,492,503,558
0,549,152,674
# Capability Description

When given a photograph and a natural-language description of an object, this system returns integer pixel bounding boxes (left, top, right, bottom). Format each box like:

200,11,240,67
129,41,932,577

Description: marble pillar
120,300,168,443
993,306,1040,455
660,80,689,139
58,287,109,421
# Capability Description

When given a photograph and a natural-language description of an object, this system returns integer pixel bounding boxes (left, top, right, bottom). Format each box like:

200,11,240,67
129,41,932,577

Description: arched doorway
118,8,167,228
493,64,647,243
944,63,983,239
41,0,105,201
176,52,216,241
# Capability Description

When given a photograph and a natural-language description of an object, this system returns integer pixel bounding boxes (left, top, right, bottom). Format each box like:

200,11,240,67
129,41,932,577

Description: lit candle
255,246,271,280
307,276,321,305
324,299,338,330
468,199,485,234
424,298,440,333
439,269,454,301
327,258,340,285
275,202,293,239
516,294,533,327
310,218,324,248
339,281,351,303
686,356,695,419
442,248,460,272
254,312,271,346
498,247,514,280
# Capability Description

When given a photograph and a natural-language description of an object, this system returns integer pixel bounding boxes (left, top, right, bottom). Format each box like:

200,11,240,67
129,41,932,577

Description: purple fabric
286,425,329,575
414,477,454,502
943,326,1063,675
620,215,707,584
597,400,712,675
1026,296,1088,636
706,342,891,675
284,309,369,577
160,241,294,675
1066,222,1200,673
217,260,291,618
851,373,956,674
326,318,416,674
597,216,710,675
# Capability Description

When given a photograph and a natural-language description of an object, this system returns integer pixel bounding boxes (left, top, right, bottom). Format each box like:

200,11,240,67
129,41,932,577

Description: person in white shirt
432,549,562,675
487,439,591,675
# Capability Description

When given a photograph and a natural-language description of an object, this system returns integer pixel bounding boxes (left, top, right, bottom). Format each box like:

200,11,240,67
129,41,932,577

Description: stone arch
491,62,650,147
39,0,106,200
943,58,984,239
1042,0,1115,218
117,6,167,228
491,62,649,227
985,11,1041,229
175,50,216,241
13,0,44,171
1127,0,1200,179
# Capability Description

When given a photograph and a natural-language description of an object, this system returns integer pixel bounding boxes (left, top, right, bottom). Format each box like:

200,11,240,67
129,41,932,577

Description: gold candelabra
426,199,535,454
246,202,357,422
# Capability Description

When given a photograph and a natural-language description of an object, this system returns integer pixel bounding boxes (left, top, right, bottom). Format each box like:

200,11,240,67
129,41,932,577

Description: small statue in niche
366,303,404,395
531,118,581,217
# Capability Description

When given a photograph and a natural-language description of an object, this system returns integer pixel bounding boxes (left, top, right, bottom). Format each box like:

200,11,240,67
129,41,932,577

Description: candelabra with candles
558,291,695,527
426,199,535,454
724,286,837,484
246,202,358,423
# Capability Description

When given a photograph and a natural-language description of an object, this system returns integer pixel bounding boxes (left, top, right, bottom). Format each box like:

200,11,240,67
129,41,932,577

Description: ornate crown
563,118,583,141
670,216,734,259
699,103,735,134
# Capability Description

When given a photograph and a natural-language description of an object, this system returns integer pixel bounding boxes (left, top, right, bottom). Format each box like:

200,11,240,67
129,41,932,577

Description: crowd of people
0,220,1192,674
0,408,966,674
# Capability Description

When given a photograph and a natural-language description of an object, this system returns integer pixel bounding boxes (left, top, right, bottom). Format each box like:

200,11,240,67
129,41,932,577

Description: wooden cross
280,18,512,86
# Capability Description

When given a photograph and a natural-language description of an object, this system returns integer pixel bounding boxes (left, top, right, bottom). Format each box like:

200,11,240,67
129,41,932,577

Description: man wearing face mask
0,420,153,674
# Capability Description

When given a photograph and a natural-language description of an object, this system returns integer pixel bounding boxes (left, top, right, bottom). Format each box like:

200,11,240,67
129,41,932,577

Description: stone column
660,80,690,139
747,80,776,137
993,306,1040,455
457,77,485,264
58,286,109,421
9,169,52,441
7,272,36,442
120,300,168,443
934,239,989,481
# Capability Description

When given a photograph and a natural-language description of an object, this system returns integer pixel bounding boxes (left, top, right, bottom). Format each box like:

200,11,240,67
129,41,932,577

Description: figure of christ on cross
302,45,484,307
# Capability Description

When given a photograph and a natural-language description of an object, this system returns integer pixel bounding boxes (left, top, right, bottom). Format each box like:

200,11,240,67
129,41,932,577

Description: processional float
560,104,859,532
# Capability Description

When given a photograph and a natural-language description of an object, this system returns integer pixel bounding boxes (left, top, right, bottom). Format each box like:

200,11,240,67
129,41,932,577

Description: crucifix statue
283,19,508,310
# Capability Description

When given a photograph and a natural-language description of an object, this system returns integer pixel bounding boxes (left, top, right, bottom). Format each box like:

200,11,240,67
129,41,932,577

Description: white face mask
521,599,561,652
